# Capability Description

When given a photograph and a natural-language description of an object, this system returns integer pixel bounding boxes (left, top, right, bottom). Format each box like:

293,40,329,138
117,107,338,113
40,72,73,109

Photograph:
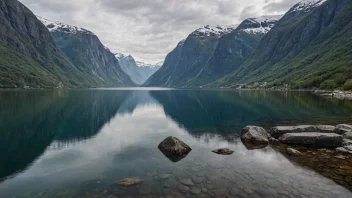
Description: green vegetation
212,0,352,91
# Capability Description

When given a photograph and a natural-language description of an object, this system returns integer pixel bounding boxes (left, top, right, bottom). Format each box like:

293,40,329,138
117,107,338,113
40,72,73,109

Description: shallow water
0,89,352,198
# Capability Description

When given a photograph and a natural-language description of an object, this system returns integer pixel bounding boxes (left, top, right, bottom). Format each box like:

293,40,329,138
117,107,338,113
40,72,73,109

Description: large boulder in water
241,126,269,146
279,132,343,148
270,125,335,138
158,136,192,162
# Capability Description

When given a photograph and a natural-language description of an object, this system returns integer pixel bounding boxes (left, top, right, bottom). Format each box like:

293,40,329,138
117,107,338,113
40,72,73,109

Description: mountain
144,25,236,87
217,0,352,90
187,15,282,87
144,16,281,88
0,0,103,88
115,53,161,85
38,17,134,87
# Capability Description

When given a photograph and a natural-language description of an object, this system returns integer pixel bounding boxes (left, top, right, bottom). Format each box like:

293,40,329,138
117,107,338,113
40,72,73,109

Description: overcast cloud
19,0,301,64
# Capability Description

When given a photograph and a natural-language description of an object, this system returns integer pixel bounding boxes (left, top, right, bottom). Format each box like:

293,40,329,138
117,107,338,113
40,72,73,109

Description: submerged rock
279,133,343,148
286,148,302,156
114,178,144,187
270,125,335,138
158,136,192,162
334,124,352,134
212,148,234,155
241,126,269,145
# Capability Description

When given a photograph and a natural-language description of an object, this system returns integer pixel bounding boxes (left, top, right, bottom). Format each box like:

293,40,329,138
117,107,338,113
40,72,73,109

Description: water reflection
0,89,352,197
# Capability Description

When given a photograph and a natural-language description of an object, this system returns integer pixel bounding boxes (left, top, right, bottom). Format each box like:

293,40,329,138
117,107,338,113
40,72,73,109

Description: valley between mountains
0,0,351,90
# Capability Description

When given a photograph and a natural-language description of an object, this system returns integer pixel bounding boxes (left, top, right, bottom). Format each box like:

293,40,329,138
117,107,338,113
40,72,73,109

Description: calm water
1,89,352,198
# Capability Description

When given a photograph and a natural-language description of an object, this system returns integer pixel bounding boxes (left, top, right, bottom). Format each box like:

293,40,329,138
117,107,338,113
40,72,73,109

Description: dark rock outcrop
241,126,269,145
158,137,191,162
279,132,343,148
270,125,335,138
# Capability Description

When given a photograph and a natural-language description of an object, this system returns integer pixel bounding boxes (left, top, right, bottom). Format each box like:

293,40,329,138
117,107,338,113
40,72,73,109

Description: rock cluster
269,124,352,150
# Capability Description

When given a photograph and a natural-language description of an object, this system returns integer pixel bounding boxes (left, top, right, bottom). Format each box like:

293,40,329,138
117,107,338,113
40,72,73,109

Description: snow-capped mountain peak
37,16,94,35
236,15,283,34
191,25,236,37
289,0,328,13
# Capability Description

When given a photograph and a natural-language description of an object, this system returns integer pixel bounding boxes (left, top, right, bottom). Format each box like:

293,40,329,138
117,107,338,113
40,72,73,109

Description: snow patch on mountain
290,0,327,13
114,53,130,61
191,25,236,37
240,15,283,34
37,16,94,35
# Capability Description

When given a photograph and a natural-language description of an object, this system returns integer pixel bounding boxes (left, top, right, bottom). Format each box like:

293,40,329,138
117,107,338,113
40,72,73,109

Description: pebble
179,178,194,186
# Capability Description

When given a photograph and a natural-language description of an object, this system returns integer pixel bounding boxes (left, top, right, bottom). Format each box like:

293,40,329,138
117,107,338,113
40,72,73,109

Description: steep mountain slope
187,15,282,87
115,53,161,85
144,25,236,87
218,0,352,90
38,17,134,87
0,0,100,88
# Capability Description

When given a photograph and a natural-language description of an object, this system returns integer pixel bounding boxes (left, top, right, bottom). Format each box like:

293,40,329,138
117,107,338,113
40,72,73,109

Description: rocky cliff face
219,0,352,90
145,16,281,88
38,17,134,87
115,53,161,85
0,0,96,88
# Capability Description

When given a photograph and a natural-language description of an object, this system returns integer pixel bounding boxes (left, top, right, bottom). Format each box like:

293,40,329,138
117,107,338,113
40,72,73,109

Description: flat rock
158,136,192,162
279,132,343,148
334,124,352,134
212,148,234,155
179,179,194,186
286,148,302,156
114,178,144,187
190,188,201,195
270,125,335,138
241,126,269,145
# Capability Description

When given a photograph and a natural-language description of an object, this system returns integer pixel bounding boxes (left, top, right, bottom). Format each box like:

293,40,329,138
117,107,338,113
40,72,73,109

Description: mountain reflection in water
0,89,352,198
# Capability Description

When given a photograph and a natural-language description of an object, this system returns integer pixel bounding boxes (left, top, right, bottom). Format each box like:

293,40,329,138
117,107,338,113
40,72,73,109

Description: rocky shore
312,90,352,100
239,124,352,154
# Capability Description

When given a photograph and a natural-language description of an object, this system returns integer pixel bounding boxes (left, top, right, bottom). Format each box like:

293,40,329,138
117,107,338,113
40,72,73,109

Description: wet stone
212,148,235,155
178,185,190,193
179,178,194,186
190,188,201,195
159,174,170,180
192,176,204,184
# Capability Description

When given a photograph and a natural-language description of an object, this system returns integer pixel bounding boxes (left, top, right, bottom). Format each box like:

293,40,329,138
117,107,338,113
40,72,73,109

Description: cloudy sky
19,0,301,64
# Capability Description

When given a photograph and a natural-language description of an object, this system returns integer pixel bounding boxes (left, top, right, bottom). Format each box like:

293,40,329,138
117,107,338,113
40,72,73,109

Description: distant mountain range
145,0,352,90
1,0,351,90
115,53,162,85
144,16,282,87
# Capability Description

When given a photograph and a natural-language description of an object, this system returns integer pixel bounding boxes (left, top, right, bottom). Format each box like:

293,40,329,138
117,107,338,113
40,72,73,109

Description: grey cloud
264,0,301,12
19,0,301,63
